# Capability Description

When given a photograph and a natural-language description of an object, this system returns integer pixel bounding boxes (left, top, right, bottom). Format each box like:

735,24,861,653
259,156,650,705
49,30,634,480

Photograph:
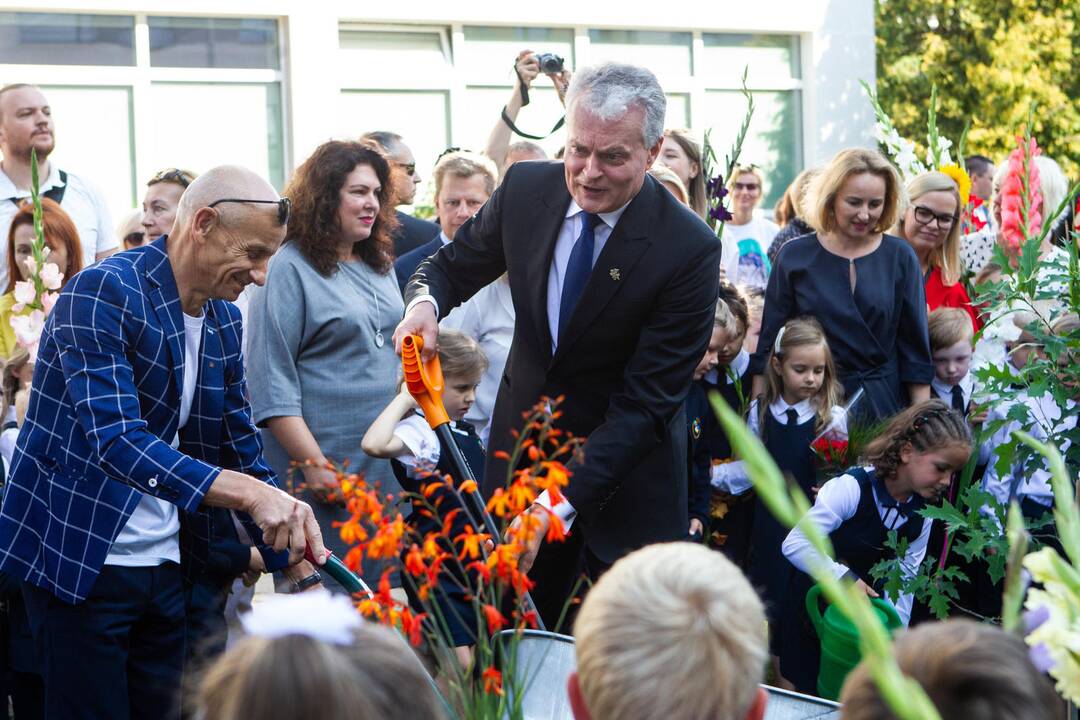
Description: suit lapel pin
609,268,621,281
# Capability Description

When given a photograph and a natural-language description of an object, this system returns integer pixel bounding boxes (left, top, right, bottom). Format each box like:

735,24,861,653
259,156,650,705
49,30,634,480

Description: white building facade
0,0,876,222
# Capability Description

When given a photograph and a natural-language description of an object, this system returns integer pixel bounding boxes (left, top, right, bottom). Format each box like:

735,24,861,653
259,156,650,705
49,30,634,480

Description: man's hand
392,300,439,360
505,504,550,575
244,480,326,566
302,464,341,506
688,518,704,537
514,50,540,91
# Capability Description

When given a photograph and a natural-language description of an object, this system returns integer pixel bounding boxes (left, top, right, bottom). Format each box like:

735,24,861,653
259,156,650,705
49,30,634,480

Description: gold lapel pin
609,268,621,281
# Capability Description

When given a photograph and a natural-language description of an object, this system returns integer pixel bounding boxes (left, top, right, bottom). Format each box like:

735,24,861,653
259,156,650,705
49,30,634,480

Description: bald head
176,164,280,227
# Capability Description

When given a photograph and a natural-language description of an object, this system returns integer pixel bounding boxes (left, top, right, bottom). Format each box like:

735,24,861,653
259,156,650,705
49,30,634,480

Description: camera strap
505,61,565,140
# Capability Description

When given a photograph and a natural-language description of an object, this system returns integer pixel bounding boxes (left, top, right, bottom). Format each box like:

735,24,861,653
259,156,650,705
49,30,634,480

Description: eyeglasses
149,168,196,188
912,205,957,229
394,161,417,177
733,182,760,192
208,197,291,226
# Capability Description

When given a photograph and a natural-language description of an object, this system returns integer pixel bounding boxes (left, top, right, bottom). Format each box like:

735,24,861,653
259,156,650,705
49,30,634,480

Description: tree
875,0,1078,177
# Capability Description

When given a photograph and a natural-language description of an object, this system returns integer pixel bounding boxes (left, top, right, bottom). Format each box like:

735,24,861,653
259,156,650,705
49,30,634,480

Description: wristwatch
292,571,323,593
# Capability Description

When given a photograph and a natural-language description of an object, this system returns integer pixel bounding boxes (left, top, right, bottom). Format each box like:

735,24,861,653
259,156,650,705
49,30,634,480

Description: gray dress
246,241,404,583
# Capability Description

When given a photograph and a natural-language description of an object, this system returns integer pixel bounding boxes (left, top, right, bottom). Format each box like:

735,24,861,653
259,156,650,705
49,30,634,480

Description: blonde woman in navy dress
750,149,933,422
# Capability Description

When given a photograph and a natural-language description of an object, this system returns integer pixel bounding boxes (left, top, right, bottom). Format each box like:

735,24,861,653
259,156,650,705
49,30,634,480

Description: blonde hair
662,129,707,218
895,171,963,285
432,151,498,198
774,167,819,226
1,345,29,420
648,164,688,205
727,164,764,196
840,619,1061,720
437,329,488,382
763,317,842,432
574,542,766,720
194,624,445,720
927,307,973,352
807,148,901,236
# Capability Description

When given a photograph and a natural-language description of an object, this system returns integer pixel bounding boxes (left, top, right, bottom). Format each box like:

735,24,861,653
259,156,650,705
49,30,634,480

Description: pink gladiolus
13,280,36,306
40,262,63,291
41,291,58,314
998,136,1042,255
10,310,44,347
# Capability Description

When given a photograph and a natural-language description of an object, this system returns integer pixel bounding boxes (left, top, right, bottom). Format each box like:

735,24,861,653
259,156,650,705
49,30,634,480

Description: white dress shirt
930,371,974,412
441,275,514,445
781,466,931,625
711,397,847,495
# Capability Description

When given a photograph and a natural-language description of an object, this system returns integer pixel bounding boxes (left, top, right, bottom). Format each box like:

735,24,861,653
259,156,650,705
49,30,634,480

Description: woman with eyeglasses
751,148,933,422
140,168,197,244
246,141,404,591
894,171,980,332
723,164,780,290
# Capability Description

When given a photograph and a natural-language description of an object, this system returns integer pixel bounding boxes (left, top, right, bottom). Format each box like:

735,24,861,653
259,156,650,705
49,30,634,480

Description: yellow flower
939,163,972,207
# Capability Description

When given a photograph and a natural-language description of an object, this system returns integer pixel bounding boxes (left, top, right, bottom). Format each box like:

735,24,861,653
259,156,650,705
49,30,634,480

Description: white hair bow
773,325,787,355
240,591,362,646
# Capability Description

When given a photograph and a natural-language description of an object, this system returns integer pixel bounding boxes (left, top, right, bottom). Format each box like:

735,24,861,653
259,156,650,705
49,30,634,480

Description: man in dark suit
0,166,326,718
393,63,720,626
393,150,498,292
360,131,440,257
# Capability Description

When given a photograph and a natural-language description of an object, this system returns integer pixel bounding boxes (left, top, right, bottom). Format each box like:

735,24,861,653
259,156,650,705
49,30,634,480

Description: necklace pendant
374,331,385,348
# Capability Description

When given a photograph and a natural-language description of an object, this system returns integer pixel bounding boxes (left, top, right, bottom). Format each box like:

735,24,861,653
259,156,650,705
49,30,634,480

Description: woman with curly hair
246,141,403,588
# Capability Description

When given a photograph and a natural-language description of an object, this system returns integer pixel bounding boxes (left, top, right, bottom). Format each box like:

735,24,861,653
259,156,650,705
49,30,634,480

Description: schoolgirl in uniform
361,330,488,662
779,399,972,694
711,316,845,679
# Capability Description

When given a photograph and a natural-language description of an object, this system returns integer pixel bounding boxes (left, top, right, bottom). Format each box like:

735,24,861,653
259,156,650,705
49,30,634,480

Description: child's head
195,595,445,720
928,308,973,387
1,346,31,415
437,329,488,421
1006,306,1052,371
1051,313,1079,390
840,619,1061,720
694,299,740,380
864,400,972,499
765,317,841,419
717,282,749,365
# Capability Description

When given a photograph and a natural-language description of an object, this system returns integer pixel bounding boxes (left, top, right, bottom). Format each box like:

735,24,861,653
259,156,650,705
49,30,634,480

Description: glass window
42,85,135,224
149,17,279,69
339,29,450,85
0,12,134,66
340,90,450,200
703,90,802,209
460,26,575,86
148,83,285,190
587,30,692,77
665,94,689,132
461,86,566,160
700,34,800,85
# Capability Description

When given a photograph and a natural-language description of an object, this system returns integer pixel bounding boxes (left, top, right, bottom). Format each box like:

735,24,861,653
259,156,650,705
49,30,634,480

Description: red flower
482,604,508,634
482,666,504,696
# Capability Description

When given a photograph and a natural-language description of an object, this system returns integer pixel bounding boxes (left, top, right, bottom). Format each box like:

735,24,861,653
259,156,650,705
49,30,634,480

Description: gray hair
565,63,666,147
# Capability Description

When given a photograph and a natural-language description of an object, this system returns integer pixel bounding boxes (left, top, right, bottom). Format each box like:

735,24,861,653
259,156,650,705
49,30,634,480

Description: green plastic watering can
805,583,903,701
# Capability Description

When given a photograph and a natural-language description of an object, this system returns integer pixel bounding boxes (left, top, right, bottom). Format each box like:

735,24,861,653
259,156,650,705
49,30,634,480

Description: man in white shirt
0,84,118,289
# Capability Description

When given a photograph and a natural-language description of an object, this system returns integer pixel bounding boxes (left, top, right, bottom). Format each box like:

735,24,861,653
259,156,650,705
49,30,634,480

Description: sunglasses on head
208,197,291,226
150,168,196,188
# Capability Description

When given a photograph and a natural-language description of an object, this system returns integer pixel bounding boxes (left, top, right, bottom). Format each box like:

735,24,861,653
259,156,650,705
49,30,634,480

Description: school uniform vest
831,467,926,589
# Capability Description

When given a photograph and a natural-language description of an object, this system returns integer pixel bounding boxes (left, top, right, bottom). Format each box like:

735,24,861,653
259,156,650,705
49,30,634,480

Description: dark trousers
527,529,612,634
22,562,186,720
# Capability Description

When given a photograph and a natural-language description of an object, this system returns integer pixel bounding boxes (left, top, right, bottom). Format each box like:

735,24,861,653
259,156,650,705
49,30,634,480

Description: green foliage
875,0,1079,177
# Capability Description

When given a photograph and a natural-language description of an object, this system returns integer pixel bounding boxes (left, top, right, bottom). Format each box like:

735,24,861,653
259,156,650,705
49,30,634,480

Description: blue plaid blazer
0,237,287,604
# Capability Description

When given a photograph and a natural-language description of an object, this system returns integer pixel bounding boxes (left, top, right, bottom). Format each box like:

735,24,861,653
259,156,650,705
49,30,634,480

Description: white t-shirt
106,312,204,566
722,216,779,289
0,163,118,291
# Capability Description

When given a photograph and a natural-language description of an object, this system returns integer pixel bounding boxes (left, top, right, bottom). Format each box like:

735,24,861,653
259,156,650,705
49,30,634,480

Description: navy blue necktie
558,212,601,341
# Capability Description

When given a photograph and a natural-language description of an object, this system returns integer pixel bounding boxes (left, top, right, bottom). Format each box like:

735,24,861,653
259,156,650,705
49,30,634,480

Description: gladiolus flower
39,262,63,291
13,280,35,306
998,136,1042,255
11,310,44,347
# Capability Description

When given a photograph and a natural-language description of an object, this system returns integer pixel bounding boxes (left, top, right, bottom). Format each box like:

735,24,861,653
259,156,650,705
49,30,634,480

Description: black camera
535,52,565,74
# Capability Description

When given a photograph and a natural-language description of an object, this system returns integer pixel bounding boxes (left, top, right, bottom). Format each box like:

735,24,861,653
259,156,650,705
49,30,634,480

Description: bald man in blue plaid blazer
0,167,326,719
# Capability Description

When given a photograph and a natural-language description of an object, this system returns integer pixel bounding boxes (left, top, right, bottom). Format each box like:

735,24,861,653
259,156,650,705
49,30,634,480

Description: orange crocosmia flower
467,559,492,584
358,597,383,620
441,508,463,535
507,482,536,515
546,484,566,507
421,480,445,498
521,609,540,629
400,608,426,646
493,450,510,461
486,488,513,517
375,568,394,605
458,479,478,494
455,526,490,560
422,533,441,559
545,512,566,543
338,518,369,546
541,461,570,488
527,444,540,462
482,666,504,696
482,604,508,634
343,546,365,573
404,544,427,577
367,515,406,560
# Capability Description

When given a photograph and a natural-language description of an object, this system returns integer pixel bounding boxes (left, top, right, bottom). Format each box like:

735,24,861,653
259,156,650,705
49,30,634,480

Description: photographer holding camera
484,49,571,178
